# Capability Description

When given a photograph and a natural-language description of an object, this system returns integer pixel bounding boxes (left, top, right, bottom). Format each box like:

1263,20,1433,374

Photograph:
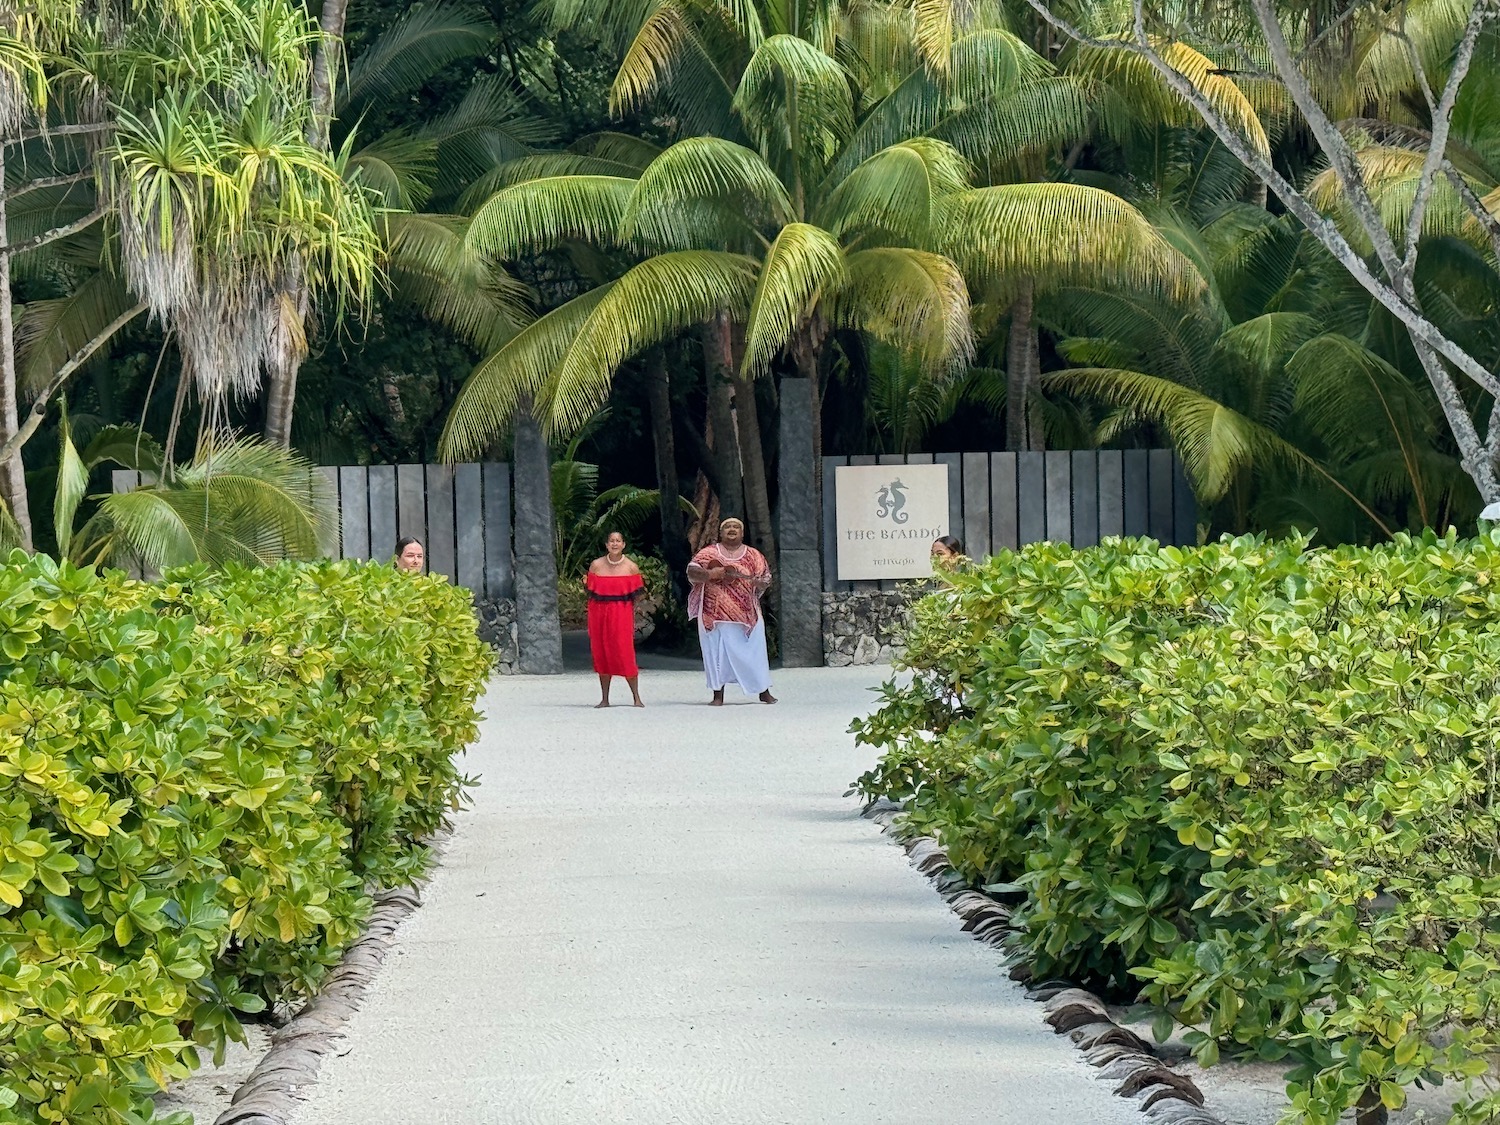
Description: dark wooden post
777,377,822,667
513,408,563,674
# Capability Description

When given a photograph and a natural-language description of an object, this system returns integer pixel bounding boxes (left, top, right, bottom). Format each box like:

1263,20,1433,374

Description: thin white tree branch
0,170,93,202
1020,0,1500,400
1444,163,1500,264
1399,0,1489,278
2,208,105,256
0,302,148,465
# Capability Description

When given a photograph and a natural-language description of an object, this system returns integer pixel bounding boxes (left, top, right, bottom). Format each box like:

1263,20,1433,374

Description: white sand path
287,666,1144,1125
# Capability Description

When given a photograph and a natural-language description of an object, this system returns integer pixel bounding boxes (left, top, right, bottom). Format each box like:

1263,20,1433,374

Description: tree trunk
307,0,349,152
1006,279,1045,453
0,147,32,548
645,349,690,593
729,320,776,569
512,405,563,674
701,311,745,519
264,0,346,447
787,315,827,544
733,370,777,570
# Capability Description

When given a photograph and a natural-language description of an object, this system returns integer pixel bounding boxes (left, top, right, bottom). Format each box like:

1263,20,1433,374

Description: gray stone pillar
777,378,822,667
512,409,563,674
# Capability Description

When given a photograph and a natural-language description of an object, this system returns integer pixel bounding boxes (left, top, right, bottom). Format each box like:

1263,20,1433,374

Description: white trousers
698,618,772,695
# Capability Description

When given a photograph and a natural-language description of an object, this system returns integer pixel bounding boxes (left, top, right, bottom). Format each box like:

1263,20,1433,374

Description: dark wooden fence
112,462,515,600
820,449,1196,591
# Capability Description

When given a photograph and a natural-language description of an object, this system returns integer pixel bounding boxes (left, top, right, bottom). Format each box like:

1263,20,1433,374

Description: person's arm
687,562,721,585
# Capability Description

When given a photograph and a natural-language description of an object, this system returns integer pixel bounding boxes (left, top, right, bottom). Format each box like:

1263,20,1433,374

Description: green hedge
0,555,491,1124
853,531,1500,1125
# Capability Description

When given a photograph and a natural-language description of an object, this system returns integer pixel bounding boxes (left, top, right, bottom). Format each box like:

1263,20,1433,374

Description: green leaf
1108,884,1147,909
44,894,90,932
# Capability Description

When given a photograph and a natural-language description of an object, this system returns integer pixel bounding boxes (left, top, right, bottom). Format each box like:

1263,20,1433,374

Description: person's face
606,533,626,557
931,541,956,566
398,542,425,572
720,521,744,548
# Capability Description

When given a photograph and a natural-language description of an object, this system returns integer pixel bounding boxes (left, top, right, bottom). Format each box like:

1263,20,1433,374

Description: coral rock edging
211,839,447,1125
865,804,1226,1125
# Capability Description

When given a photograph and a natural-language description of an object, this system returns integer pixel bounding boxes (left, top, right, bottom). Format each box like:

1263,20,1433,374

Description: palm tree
441,7,1199,566
13,412,334,569
1040,205,1468,539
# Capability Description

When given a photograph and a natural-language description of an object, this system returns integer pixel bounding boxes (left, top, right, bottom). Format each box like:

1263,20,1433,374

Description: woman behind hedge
395,537,424,572
586,531,645,708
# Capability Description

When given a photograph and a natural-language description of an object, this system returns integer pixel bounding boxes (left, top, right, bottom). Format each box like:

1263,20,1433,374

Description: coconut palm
1041,205,1470,539
440,12,1200,537
11,411,334,570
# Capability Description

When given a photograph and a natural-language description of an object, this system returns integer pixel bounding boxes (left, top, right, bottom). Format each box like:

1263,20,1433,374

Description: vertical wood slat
337,467,369,560
991,452,1018,551
962,452,991,559
933,452,962,542
1098,450,1125,539
425,464,456,582
367,465,397,564
482,463,513,599
1172,456,1197,546
454,464,484,593
821,456,843,591
848,455,878,592
1017,452,1046,545
1122,450,1150,537
318,465,342,558
1044,451,1072,541
396,464,426,550
1148,448,1175,543
1071,450,1099,548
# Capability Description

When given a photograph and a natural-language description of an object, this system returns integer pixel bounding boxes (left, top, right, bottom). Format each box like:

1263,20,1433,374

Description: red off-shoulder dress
585,571,644,677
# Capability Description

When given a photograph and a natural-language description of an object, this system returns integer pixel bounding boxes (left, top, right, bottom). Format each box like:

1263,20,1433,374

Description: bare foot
595,701,610,709
759,690,778,704
632,698,645,708
710,691,725,707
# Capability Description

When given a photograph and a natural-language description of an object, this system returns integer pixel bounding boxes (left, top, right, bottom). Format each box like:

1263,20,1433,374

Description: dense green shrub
0,555,491,1124
853,530,1500,1124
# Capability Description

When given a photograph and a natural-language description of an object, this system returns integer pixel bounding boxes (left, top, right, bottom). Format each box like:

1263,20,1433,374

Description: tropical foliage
0,554,489,1125
854,530,1500,1125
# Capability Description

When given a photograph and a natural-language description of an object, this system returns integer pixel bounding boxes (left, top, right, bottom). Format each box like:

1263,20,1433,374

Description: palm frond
939,184,1206,302
465,175,635,259
819,137,969,244
742,224,846,377
549,250,760,432
385,211,533,353
835,247,974,371
16,270,140,394
1047,366,1298,501
1078,38,1273,159
341,5,495,111
622,136,792,247
440,286,614,459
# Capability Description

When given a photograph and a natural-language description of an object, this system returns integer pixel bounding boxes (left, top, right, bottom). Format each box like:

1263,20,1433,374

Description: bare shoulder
587,557,607,575
624,559,642,576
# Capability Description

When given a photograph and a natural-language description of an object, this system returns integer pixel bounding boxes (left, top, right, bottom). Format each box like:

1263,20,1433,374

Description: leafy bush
0,555,490,1124
853,530,1500,1125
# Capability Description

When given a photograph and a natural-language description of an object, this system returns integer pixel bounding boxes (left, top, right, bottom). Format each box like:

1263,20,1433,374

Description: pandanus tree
442,4,1199,564
0,0,380,552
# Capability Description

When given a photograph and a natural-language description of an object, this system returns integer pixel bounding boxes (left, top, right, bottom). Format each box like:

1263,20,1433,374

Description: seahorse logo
875,479,909,524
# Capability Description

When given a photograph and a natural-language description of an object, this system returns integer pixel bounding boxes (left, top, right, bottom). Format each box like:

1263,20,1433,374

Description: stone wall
474,598,519,674
822,590,916,667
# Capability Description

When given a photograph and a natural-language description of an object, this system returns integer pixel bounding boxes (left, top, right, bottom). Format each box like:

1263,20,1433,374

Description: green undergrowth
0,554,491,1124
852,530,1500,1125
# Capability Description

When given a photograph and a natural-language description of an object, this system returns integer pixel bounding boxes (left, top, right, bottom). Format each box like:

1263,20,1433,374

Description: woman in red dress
585,531,646,708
